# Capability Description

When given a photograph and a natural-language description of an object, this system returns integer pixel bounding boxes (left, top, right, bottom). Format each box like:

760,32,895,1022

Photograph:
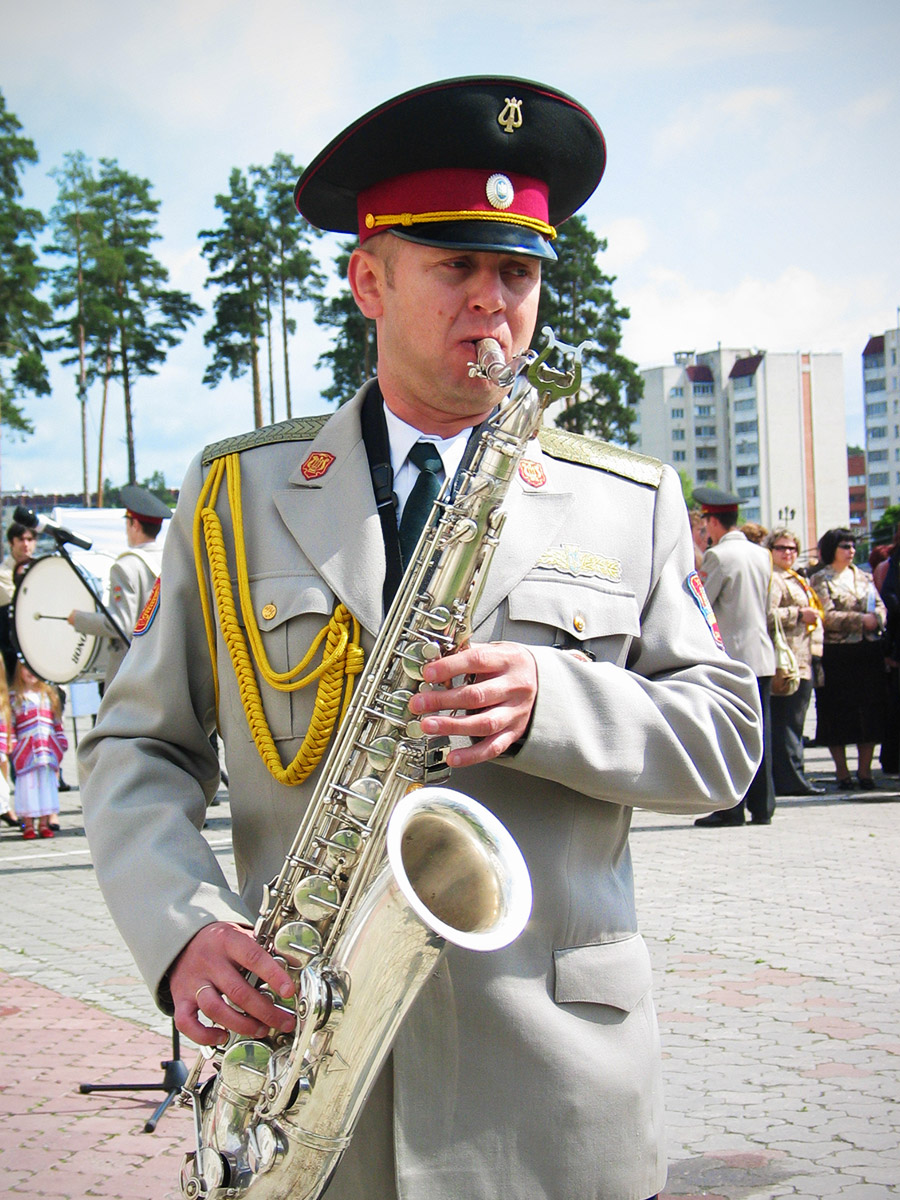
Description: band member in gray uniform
79,78,762,1200
68,485,170,685
694,486,776,826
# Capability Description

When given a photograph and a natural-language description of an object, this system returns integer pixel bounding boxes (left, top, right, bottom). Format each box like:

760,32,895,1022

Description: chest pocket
230,574,337,742
506,575,640,667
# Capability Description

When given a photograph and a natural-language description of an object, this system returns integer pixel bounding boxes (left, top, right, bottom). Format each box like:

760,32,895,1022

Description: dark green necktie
398,441,443,566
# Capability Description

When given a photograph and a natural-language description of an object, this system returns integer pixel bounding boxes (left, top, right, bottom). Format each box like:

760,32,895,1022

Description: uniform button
261,603,277,621
573,613,585,633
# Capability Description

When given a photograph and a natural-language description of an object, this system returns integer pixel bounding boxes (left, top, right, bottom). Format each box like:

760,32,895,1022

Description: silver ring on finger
195,983,217,1006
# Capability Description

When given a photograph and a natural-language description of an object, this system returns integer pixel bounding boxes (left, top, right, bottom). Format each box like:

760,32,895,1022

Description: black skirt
815,639,886,746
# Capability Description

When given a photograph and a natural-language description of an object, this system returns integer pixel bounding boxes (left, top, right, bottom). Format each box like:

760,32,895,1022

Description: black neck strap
361,382,404,613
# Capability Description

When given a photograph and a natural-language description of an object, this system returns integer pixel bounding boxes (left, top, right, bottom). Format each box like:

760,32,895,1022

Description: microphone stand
48,530,187,1131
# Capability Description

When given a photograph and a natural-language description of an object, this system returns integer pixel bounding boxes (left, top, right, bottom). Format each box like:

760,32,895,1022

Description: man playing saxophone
80,77,762,1200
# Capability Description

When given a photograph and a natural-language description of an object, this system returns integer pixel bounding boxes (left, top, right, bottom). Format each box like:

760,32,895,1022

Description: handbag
771,607,800,696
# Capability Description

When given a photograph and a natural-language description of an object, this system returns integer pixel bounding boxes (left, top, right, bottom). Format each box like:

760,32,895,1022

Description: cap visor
390,221,557,261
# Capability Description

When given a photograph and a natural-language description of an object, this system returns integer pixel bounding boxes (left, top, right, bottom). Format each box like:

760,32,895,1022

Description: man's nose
469,267,506,313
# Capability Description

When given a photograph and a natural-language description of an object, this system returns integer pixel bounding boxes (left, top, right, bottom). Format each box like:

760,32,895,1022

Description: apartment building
634,347,848,553
862,326,900,524
847,450,867,531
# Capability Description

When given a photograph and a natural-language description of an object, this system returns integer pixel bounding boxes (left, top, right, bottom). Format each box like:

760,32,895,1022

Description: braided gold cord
193,452,363,786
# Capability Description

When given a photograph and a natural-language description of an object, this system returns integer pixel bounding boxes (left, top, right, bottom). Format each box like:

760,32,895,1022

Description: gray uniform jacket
79,385,762,1200
700,530,776,678
72,544,163,683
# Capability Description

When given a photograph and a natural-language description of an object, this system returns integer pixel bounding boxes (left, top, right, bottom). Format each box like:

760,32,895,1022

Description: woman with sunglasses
765,528,824,795
812,528,887,790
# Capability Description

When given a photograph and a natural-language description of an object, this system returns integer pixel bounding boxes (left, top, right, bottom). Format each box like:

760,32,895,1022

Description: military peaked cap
294,76,606,261
694,486,740,515
120,485,172,524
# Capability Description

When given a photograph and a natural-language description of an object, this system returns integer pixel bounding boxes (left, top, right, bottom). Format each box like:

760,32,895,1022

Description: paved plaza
0,716,898,1199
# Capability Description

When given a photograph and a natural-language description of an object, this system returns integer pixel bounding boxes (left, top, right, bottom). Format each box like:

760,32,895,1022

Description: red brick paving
0,971,190,1199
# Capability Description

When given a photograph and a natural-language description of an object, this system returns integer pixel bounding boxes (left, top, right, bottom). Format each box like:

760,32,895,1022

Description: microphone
13,505,93,551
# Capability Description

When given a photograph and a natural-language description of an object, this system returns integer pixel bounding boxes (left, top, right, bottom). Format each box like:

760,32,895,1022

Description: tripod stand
79,1019,188,1133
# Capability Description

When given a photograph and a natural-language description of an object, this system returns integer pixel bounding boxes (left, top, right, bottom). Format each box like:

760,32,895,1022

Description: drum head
12,554,114,685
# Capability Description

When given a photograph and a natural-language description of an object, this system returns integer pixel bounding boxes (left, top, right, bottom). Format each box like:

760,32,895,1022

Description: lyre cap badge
486,173,514,210
497,97,523,134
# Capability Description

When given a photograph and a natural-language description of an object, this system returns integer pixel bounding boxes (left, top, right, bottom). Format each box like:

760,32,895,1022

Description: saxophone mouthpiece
469,339,516,386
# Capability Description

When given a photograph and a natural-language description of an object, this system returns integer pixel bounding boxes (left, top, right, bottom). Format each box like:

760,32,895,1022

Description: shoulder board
538,427,663,488
202,414,332,466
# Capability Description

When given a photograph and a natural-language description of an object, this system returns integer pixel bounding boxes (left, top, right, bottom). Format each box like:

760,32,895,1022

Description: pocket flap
508,578,640,642
246,575,334,632
553,935,652,1011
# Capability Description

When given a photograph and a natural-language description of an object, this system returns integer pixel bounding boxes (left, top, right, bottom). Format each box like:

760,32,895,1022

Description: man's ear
348,247,384,319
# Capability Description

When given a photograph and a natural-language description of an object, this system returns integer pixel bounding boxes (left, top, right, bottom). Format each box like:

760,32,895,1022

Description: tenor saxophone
179,329,592,1200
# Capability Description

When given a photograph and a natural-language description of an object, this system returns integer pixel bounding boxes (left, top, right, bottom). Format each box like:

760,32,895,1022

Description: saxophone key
219,1040,273,1099
333,775,382,820
317,828,363,871
362,734,397,771
272,920,322,967
292,875,342,921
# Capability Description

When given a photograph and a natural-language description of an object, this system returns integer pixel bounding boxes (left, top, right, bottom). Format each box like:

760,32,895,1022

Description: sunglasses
837,541,855,550
772,544,797,553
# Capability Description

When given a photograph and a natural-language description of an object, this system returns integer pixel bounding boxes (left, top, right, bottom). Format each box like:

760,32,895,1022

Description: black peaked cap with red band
294,76,606,261
694,486,741,516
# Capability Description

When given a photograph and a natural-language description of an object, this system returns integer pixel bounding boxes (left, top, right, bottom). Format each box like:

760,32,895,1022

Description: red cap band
357,168,551,244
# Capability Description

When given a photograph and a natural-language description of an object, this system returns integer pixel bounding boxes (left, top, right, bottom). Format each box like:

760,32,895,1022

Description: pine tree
45,151,104,503
0,89,51,468
314,242,377,406
200,167,271,428
536,215,642,446
253,153,324,419
91,158,202,483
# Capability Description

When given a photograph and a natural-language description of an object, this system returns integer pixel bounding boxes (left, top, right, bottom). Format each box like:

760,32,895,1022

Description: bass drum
11,552,116,685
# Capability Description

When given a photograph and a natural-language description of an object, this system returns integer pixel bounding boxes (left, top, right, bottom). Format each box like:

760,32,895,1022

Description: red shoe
39,826,54,838
22,828,37,840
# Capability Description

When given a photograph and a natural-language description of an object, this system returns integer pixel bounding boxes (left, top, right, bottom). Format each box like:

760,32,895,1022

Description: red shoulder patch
133,576,160,637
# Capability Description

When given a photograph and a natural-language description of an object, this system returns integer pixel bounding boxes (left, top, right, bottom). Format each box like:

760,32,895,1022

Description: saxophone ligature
179,328,593,1200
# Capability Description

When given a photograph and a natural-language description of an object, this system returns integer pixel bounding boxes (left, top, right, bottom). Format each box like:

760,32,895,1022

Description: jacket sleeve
71,559,133,640
506,466,762,815
78,453,247,1008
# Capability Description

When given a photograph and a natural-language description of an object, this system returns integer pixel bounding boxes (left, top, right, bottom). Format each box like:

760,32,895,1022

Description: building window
736,464,759,478
734,397,756,412
696,447,717,460
872,496,889,510
869,449,888,462
670,386,684,397
737,485,759,500
733,375,755,390
672,429,685,441
695,424,716,438
672,450,686,462
869,426,887,438
867,401,888,417
734,419,757,434
869,472,889,486
865,377,886,393
694,404,714,417
736,441,759,456
865,352,885,368
692,382,713,395
696,469,718,481
671,407,684,419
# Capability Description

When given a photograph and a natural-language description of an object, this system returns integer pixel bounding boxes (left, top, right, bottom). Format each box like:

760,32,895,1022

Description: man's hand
169,921,297,1047
408,641,537,767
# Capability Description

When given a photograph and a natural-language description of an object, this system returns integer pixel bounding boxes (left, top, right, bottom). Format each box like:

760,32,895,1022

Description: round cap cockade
294,76,606,261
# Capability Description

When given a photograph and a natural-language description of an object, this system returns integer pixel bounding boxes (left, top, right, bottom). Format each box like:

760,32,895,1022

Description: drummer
68,486,171,686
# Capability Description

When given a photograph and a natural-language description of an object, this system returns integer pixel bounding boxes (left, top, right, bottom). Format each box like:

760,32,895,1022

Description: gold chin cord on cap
193,452,363,787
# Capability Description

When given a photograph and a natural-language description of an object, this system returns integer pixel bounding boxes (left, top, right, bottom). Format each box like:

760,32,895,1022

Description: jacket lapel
473,439,574,624
272,390,386,637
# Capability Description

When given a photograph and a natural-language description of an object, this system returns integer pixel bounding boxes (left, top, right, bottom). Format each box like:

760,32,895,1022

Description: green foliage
873,504,900,541
314,242,377,406
0,90,51,437
678,470,695,508
201,157,323,427
535,215,642,446
104,469,176,509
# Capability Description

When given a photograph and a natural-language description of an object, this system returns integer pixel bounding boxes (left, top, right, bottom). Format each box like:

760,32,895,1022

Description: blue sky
2,0,898,494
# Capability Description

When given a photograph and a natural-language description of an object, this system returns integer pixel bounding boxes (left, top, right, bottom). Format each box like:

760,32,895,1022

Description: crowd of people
691,486,897,827
0,485,170,840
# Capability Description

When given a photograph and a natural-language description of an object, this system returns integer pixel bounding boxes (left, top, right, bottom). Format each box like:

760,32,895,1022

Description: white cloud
601,218,651,272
